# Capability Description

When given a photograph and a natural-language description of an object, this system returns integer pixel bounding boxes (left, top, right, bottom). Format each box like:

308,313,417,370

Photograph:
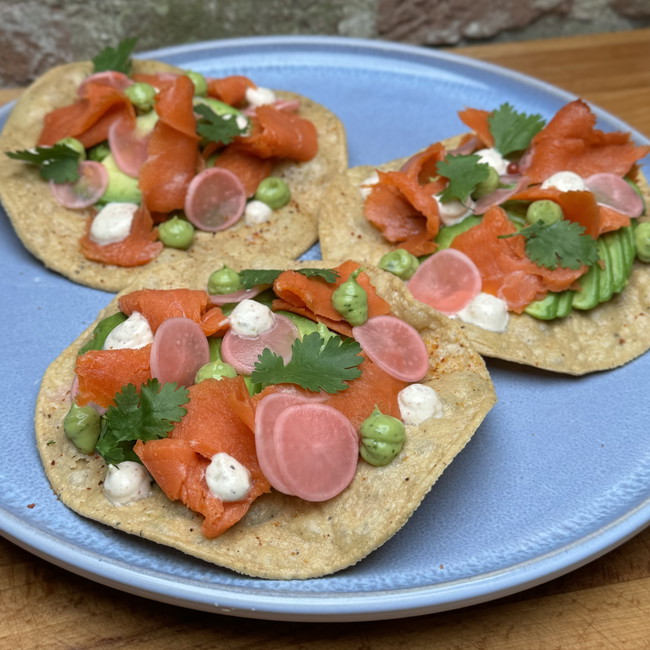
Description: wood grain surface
1,28,649,650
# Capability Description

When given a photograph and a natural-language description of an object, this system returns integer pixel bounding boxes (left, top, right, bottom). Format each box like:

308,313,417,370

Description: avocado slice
572,261,601,310
524,291,560,320
435,215,482,250
98,153,141,204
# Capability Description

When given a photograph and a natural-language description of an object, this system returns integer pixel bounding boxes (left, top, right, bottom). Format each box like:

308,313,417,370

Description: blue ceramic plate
1,36,649,623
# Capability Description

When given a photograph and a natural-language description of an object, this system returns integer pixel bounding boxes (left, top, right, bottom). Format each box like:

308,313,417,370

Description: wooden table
1,28,649,648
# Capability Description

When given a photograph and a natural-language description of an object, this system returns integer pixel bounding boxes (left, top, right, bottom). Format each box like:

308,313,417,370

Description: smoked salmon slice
138,75,200,214
523,99,650,183
207,75,255,107
457,108,494,148
119,288,228,336
80,204,163,267
509,186,630,236
272,261,391,336
134,377,271,538
75,344,152,408
235,104,318,162
37,83,136,148
210,145,273,197
451,205,586,313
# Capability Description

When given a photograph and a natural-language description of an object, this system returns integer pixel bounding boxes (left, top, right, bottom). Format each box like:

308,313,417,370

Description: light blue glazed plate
1,36,648,623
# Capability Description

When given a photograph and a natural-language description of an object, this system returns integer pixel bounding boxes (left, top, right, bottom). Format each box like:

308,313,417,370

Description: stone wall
0,0,648,87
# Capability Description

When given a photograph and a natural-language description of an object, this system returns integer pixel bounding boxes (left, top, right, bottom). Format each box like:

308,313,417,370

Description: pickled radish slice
49,160,109,209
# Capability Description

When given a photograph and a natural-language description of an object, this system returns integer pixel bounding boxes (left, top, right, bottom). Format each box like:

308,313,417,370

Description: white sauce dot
229,299,276,337
398,384,443,425
244,199,273,225
434,195,474,226
245,86,276,107
475,147,509,175
359,171,379,200
205,452,251,502
456,292,509,332
541,171,587,192
103,311,154,350
103,461,151,506
89,202,138,245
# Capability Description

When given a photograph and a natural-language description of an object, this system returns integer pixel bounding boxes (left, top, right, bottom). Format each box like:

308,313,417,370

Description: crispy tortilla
35,256,495,579
0,60,348,292
318,143,650,375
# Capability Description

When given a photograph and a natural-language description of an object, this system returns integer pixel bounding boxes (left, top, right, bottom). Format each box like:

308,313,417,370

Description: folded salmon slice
272,260,391,337
451,205,586,313
134,377,271,538
37,83,136,148
80,204,163,267
207,75,255,107
75,345,152,408
139,75,200,214
119,288,228,336
210,145,273,197
235,104,318,161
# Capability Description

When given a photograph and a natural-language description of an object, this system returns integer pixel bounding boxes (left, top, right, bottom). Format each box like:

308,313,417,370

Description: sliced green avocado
99,153,141,204
193,96,244,118
524,292,560,320
435,215,482,250
597,237,614,304
572,260,601,310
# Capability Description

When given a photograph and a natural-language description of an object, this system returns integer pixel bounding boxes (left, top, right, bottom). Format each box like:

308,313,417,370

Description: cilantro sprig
250,332,363,393
239,268,340,289
436,154,490,203
96,379,189,465
195,104,248,146
501,220,599,270
489,103,546,157
92,37,138,74
5,143,82,183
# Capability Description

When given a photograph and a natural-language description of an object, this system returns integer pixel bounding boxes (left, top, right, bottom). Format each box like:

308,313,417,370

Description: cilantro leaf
6,144,81,183
195,104,248,146
96,379,189,465
92,37,138,74
250,332,363,393
436,154,490,203
489,103,546,157
239,268,340,290
501,220,599,270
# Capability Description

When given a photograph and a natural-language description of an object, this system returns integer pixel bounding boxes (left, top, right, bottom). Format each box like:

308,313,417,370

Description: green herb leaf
489,103,546,157
436,154,490,203
195,104,248,146
5,144,81,183
96,379,189,465
500,220,600,270
250,332,363,393
92,37,138,74
239,268,340,290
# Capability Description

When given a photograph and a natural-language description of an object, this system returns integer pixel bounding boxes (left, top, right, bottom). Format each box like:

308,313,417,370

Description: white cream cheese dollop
89,202,138,245
541,171,587,192
398,384,443,425
229,299,276,337
245,85,277,107
205,452,252,502
456,292,509,333
475,147,509,175
103,461,152,506
433,195,473,226
103,311,154,350
244,199,273,225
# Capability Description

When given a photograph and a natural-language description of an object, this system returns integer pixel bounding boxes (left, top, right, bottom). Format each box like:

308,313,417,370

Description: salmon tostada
319,99,650,374
35,255,495,579
0,39,348,292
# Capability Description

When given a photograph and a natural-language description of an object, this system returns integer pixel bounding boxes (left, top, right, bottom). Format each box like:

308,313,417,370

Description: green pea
634,221,650,262
57,137,86,160
526,199,564,225
195,360,238,384
185,70,208,97
472,166,500,199
78,311,128,355
255,177,291,210
379,249,420,280
331,268,369,326
359,406,406,467
87,141,111,162
158,216,195,250
207,266,242,295
64,403,101,455
124,82,157,112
